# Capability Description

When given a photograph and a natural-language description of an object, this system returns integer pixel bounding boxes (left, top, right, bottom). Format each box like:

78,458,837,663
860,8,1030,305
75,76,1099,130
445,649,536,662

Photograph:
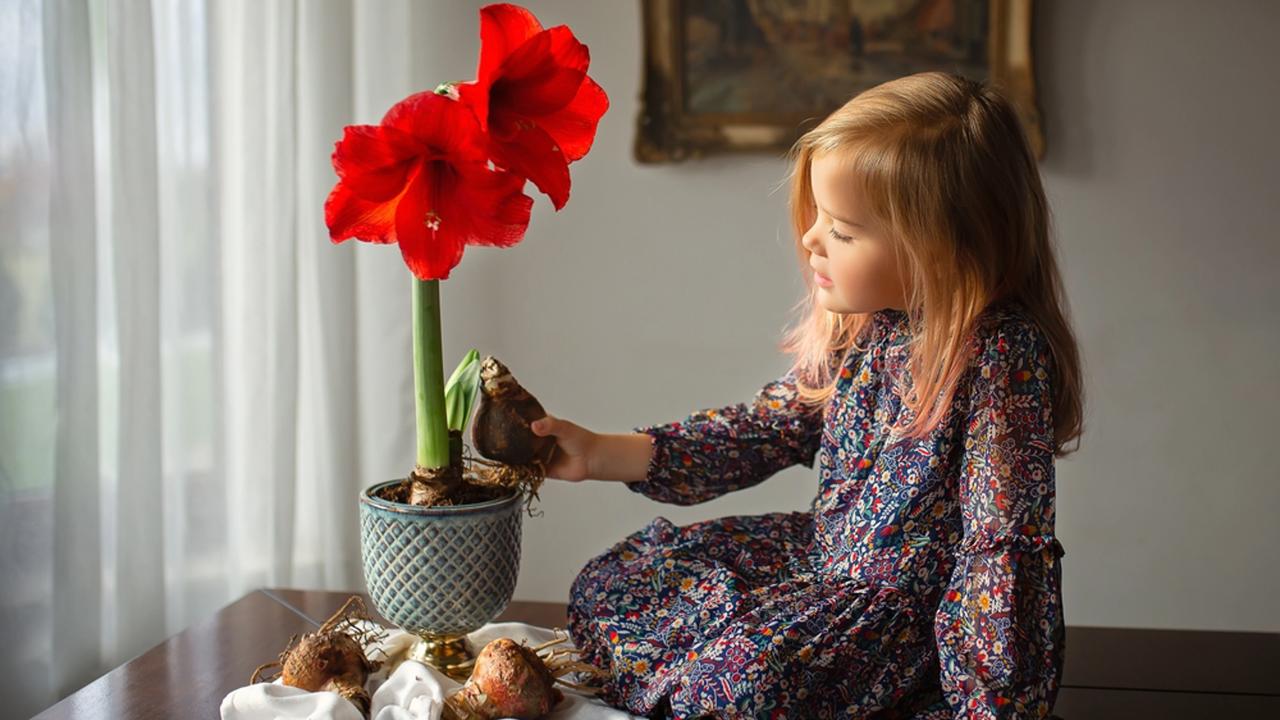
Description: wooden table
33,588,1280,718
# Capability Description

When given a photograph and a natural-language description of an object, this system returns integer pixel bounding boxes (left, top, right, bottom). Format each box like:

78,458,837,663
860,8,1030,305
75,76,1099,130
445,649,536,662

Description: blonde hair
779,71,1083,457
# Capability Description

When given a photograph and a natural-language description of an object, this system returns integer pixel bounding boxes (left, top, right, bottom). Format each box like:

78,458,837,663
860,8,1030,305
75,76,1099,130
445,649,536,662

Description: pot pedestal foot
409,632,474,682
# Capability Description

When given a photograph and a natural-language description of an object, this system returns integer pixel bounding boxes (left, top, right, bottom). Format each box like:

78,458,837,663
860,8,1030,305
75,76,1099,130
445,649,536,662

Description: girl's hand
530,414,597,482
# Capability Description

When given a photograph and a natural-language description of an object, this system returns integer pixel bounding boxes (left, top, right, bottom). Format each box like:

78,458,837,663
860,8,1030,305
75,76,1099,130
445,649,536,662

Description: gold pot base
408,633,475,683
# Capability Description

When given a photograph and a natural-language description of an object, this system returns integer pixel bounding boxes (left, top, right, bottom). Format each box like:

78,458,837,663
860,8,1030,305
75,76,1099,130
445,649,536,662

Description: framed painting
635,0,1043,163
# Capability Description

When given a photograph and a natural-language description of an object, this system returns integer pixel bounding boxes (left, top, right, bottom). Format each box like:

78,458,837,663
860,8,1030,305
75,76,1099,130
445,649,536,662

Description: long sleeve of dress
933,321,1068,719
624,367,824,506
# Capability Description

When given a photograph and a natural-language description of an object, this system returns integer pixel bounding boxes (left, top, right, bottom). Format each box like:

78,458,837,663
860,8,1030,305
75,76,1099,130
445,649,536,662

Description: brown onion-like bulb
452,637,564,719
471,356,556,467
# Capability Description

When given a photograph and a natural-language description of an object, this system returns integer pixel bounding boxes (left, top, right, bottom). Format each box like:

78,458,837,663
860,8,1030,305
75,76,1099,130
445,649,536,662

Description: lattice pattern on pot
360,504,522,636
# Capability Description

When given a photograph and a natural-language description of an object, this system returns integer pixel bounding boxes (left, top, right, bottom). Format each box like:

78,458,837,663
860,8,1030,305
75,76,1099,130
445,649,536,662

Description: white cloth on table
220,620,641,720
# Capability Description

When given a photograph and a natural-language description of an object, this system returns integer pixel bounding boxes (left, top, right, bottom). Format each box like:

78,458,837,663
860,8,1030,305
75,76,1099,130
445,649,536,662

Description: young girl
530,71,1084,719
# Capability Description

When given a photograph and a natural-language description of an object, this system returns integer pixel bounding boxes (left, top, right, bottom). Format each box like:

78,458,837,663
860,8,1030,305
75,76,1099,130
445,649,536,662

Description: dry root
462,448,547,519
375,438,547,518
251,596,388,718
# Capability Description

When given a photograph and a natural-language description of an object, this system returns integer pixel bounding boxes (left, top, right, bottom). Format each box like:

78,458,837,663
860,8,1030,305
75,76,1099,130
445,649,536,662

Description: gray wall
420,1,1280,632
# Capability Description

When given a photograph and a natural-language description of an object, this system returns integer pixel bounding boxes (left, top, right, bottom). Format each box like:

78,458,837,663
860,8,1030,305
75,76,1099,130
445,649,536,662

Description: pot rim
359,479,521,516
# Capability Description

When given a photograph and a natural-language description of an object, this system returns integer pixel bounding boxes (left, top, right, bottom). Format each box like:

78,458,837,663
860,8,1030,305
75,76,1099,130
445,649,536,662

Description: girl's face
802,153,908,314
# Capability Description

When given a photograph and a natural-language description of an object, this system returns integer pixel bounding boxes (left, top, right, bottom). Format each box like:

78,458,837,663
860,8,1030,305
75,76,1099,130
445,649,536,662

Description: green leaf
444,349,482,433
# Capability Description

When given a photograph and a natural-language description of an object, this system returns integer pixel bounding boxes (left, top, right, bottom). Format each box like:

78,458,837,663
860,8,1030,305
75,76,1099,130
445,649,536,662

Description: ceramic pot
359,479,523,679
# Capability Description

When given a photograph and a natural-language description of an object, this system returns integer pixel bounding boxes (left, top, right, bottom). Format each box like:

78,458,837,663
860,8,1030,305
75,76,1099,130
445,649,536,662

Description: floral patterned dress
566,305,1067,719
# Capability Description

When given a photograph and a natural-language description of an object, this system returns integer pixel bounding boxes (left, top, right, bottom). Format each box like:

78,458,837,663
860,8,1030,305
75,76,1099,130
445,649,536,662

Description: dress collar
871,308,911,343
873,307,909,325
870,303,911,330
871,302,1024,347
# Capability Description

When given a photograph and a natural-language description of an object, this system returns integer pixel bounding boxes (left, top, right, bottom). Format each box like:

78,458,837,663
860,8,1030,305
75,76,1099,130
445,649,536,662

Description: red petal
454,164,533,248
466,4,546,131
536,74,609,161
381,91,486,164
477,3,544,84
496,26,589,116
488,116,570,210
394,164,465,280
331,125,422,202
392,157,531,279
454,81,490,132
324,181,399,244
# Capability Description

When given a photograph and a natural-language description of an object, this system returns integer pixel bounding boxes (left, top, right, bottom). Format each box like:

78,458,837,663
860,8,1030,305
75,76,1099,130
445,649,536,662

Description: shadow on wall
1035,0,1100,179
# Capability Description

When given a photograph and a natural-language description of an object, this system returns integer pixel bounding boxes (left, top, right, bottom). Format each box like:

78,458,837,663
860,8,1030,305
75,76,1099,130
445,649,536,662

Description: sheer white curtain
0,0,437,715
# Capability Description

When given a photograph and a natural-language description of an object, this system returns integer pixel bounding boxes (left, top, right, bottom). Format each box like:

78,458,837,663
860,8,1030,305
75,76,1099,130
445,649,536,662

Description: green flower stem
412,278,449,469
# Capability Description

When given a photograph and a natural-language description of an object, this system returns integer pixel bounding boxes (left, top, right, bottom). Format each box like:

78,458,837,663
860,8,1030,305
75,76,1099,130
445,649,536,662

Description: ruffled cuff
935,533,1066,719
623,424,713,506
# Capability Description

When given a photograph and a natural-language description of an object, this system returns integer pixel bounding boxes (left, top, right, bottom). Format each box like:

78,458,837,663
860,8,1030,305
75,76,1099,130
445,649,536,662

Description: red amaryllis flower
324,90,533,281
454,3,609,211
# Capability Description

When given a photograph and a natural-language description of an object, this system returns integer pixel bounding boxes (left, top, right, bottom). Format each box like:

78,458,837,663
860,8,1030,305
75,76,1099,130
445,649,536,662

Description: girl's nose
802,227,824,256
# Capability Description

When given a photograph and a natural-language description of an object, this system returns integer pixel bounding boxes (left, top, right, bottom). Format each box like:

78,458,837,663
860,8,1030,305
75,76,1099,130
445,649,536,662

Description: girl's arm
621,367,825,506
572,431,654,483
934,321,1066,719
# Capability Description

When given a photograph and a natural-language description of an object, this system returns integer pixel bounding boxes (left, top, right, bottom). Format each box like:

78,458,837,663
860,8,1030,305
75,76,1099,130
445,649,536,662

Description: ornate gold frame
635,0,1043,163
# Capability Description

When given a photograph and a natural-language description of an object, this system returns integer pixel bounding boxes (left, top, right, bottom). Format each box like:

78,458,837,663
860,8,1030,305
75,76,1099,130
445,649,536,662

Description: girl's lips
814,269,834,287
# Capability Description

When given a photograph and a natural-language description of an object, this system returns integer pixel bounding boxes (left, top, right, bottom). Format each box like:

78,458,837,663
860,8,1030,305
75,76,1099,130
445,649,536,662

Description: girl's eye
828,227,853,242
